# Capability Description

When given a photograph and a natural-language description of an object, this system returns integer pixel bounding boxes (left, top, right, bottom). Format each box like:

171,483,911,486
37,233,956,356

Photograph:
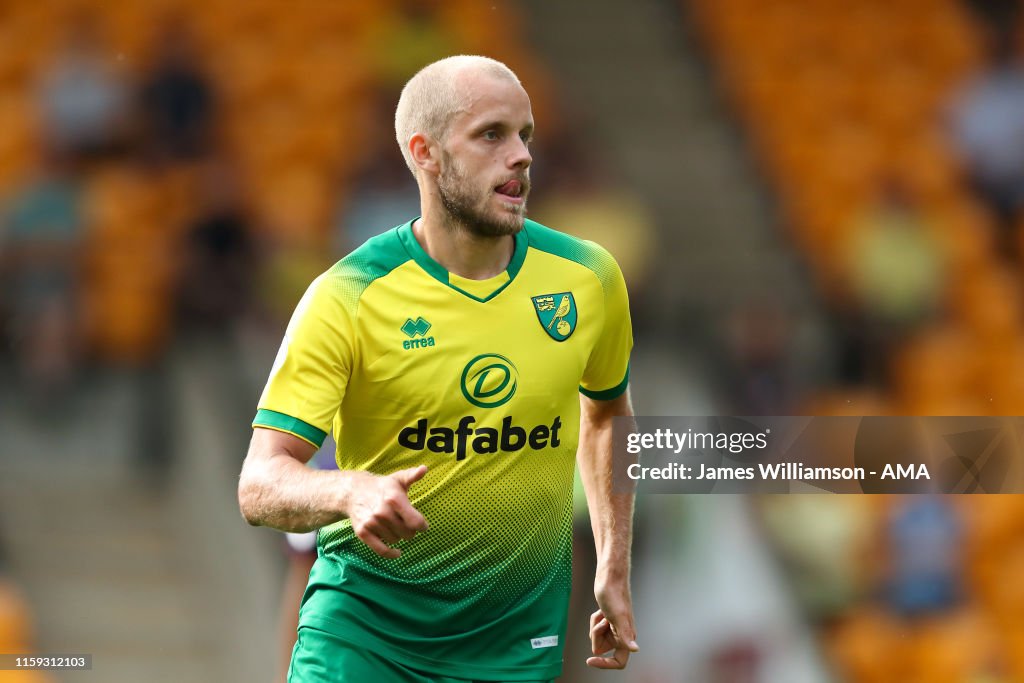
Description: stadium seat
825,607,911,683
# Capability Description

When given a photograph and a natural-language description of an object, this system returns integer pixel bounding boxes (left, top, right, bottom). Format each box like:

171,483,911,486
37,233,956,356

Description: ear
409,132,440,177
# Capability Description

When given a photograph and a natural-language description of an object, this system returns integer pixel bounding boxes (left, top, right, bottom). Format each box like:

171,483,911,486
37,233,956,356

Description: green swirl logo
461,354,519,408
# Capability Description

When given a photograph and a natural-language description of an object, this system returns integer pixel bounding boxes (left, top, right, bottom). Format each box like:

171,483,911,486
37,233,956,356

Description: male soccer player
238,55,638,682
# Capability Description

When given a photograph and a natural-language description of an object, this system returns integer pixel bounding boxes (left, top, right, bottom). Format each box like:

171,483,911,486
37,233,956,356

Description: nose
508,137,532,170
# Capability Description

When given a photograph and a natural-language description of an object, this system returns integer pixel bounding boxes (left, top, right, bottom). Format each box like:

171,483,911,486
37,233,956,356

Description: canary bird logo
531,292,577,341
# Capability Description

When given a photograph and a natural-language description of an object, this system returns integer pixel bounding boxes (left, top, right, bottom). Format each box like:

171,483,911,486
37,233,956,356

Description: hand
344,465,429,558
587,580,639,670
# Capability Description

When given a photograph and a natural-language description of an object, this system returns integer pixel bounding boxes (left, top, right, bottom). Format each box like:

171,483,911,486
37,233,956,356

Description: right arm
241,273,427,558
238,427,428,558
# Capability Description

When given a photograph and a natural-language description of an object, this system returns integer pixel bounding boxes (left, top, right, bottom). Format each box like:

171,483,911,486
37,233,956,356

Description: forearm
238,449,351,533
578,394,636,578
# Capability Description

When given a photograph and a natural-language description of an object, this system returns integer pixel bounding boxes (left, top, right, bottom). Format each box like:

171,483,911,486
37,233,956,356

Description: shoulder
523,219,623,293
316,224,415,308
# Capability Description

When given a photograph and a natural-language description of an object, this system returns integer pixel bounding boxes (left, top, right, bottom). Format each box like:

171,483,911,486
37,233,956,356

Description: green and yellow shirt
254,218,632,681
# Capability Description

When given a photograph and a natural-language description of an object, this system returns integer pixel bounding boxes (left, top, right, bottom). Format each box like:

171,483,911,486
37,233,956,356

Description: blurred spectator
962,0,1021,42
884,495,964,617
759,497,874,625
138,17,216,163
175,160,255,333
255,243,332,334
37,12,129,166
717,300,799,415
529,137,655,302
370,0,460,88
840,179,944,384
335,90,420,252
948,35,1024,251
0,151,83,401
707,639,761,683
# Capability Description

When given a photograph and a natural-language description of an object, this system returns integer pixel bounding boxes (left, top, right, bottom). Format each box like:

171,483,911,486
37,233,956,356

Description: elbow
237,473,263,526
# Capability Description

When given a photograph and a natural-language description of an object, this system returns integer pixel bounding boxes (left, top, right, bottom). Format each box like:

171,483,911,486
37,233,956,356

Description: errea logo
401,317,436,350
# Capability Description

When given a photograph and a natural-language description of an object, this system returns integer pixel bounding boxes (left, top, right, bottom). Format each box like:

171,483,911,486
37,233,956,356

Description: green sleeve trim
579,365,630,401
253,409,327,448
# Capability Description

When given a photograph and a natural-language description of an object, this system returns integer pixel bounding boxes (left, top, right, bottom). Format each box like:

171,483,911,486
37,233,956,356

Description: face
435,74,534,238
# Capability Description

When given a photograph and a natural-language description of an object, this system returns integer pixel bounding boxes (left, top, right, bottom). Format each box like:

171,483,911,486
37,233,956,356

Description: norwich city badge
531,292,577,342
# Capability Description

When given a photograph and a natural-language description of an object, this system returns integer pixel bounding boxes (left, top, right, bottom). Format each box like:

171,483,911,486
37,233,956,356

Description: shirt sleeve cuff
579,365,630,401
252,409,328,448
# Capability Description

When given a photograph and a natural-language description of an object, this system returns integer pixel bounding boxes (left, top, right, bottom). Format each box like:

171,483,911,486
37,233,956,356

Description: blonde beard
437,152,525,237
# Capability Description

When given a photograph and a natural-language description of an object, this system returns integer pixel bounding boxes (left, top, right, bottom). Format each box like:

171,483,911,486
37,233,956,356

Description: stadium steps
168,337,284,683
0,372,221,682
518,0,820,329
0,352,282,683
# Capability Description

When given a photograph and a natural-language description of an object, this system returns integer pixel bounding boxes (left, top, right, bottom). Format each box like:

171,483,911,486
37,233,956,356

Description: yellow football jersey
254,218,631,680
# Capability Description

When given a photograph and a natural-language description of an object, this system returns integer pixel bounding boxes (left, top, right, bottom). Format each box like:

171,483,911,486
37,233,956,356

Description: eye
483,130,499,141
520,131,532,144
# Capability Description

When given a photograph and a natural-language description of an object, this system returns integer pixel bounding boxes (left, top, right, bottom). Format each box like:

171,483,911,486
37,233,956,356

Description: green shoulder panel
523,219,620,295
322,222,415,310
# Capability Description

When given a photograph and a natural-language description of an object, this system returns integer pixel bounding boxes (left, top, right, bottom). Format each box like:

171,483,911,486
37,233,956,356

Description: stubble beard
437,153,526,239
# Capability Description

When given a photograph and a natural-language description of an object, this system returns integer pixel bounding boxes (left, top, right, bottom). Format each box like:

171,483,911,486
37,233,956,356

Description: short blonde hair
395,55,521,177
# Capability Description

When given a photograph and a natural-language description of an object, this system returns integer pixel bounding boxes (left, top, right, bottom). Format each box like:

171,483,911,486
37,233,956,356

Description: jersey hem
299,614,564,681
579,365,630,401
253,409,327,448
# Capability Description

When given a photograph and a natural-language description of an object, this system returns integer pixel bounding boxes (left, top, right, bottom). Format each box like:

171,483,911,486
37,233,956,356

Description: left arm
577,388,639,670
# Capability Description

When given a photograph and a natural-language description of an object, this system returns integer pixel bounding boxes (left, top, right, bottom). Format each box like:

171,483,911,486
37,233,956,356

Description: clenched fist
345,465,429,558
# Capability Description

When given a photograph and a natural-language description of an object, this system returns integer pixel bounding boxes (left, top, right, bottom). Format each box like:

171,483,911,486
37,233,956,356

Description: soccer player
238,55,638,682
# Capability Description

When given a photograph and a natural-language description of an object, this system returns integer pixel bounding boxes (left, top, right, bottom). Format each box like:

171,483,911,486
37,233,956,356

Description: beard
437,151,527,238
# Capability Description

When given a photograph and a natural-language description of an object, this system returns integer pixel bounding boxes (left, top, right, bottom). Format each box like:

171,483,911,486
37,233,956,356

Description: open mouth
495,179,525,200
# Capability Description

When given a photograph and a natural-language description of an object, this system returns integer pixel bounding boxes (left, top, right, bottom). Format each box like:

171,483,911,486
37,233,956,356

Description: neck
413,199,516,281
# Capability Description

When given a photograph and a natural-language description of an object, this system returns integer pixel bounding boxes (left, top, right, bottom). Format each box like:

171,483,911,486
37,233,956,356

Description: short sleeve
253,274,354,447
580,247,633,400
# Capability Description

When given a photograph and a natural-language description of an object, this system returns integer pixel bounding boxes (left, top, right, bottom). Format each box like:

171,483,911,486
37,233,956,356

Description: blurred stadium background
1,0,1023,680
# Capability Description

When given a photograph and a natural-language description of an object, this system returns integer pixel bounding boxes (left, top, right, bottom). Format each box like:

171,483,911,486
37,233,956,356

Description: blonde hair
395,55,521,177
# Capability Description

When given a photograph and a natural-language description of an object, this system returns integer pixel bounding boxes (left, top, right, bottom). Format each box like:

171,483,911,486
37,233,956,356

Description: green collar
396,218,528,303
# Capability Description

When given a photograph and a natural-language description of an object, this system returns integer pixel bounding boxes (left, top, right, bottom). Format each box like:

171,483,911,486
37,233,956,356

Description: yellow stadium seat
949,268,1021,343
0,580,31,653
825,607,912,683
893,327,982,411
907,609,998,683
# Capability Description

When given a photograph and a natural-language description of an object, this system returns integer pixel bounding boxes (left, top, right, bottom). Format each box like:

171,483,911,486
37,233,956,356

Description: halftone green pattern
309,417,575,680
523,219,622,298
322,225,413,313
317,445,574,612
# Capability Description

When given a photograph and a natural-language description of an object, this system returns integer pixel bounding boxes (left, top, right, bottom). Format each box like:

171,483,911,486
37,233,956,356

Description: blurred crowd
5,0,1024,680
693,0,1024,417
0,2,659,681
0,0,657,403
692,0,1024,680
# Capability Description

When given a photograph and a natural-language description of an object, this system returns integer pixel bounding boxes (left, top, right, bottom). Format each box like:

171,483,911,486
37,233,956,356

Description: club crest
531,292,577,341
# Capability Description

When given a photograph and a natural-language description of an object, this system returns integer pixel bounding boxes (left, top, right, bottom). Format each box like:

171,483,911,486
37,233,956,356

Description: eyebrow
473,120,535,136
